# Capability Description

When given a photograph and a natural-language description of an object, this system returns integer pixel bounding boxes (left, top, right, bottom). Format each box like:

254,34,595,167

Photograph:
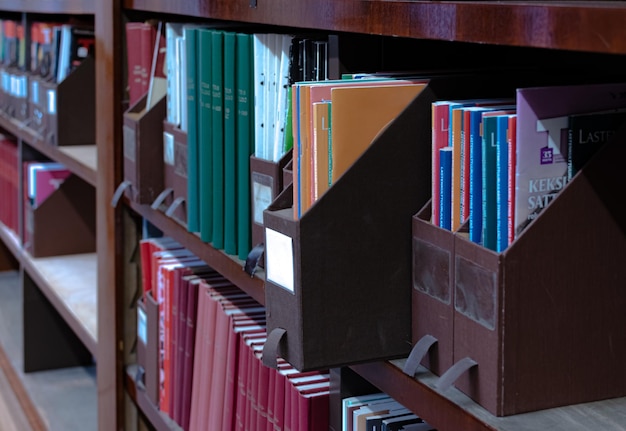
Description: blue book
481,114,499,251
496,115,512,252
467,105,514,245
439,147,452,230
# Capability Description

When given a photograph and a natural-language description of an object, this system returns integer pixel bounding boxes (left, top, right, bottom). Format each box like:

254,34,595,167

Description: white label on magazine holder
265,227,294,294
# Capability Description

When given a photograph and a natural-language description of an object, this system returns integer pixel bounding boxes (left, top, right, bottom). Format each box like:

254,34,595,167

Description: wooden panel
123,0,626,54
0,0,95,14
95,0,125,429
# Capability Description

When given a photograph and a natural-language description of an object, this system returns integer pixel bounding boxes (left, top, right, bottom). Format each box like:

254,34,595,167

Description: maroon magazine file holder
250,149,292,247
41,56,95,146
407,124,626,416
155,121,188,223
122,94,167,204
25,174,96,257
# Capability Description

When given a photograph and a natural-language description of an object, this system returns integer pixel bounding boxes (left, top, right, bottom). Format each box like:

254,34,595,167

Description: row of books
342,392,435,431
432,81,626,252
139,236,330,431
291,76,426,218
0,19,94,83
125,20,330,259
0,134,17,233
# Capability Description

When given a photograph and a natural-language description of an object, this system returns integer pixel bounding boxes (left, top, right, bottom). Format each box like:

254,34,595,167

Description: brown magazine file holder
25,173,96,257
28,75,48,137
409,199,456,377
41,56,95,146
11,70,29,123
250,149,292,248
122,94,167,204
136,291,160,406
261,82,438,372
157,121,188,222
408,124,626,416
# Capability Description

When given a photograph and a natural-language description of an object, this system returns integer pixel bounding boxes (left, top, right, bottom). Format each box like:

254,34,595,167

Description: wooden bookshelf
1,1,624,430
110,2,626,431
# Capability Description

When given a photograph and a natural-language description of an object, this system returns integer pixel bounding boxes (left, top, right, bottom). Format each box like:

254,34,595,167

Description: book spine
211,30,225,250
439,147,452,230
496,115,510,252
507,115,517,246
481,116,498,251
431,103,449,227
235,33,254,260
468,110,483,245
198,29,213,243
184,27,200,233
223,31,237,255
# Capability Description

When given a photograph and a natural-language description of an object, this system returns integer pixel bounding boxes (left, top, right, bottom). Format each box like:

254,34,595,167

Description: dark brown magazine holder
122,94,166,204
25,173,96,258
41,56,95,146
408,121,626,416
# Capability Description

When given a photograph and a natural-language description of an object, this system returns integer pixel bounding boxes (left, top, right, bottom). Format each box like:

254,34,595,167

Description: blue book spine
481,115,499,251
468,109,484,244
496,115,510,252
439,147,453,230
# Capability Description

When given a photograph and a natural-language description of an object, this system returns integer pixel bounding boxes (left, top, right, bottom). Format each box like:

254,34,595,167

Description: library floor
0,270,97,431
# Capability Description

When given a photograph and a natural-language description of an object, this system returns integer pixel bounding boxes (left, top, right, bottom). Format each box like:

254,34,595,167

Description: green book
211,30,225,250
481,114,502,251
198,28,213,243
183,26,200,233
223,31,237,255
235,32,254,260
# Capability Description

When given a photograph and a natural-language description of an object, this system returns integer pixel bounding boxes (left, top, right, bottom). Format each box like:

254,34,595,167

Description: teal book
183,26,200,233
197,28,213,243
481,109,514,251
235,32,254,260
223,31,237,255
211,30,224,250
481,114,500,251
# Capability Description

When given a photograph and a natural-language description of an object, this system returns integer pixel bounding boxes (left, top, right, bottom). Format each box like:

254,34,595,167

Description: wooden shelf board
22,252,97,357
0,114,97,186
125,364,182,431
127,200,266,305
350,359,626,431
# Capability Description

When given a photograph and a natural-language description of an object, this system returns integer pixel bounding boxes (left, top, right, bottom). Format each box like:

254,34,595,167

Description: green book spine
282,85,294,154
211,30,224,250
198,28,213,243
235,33,253,260
223,31,237,255
184,26,200,233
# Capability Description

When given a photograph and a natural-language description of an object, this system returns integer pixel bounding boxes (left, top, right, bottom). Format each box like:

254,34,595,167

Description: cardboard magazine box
407,118,626,417
42,56,95,147
122,94,167,204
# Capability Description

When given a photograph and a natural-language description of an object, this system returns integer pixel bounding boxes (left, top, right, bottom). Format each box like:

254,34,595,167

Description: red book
222,314,266,430
507,114,517,245
125,21,156,107
182,273,234,431
170,265,215,424
298,388,330,431
207,299,265,430
139,236,182,297
157,256,206,415
189,282,243,430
